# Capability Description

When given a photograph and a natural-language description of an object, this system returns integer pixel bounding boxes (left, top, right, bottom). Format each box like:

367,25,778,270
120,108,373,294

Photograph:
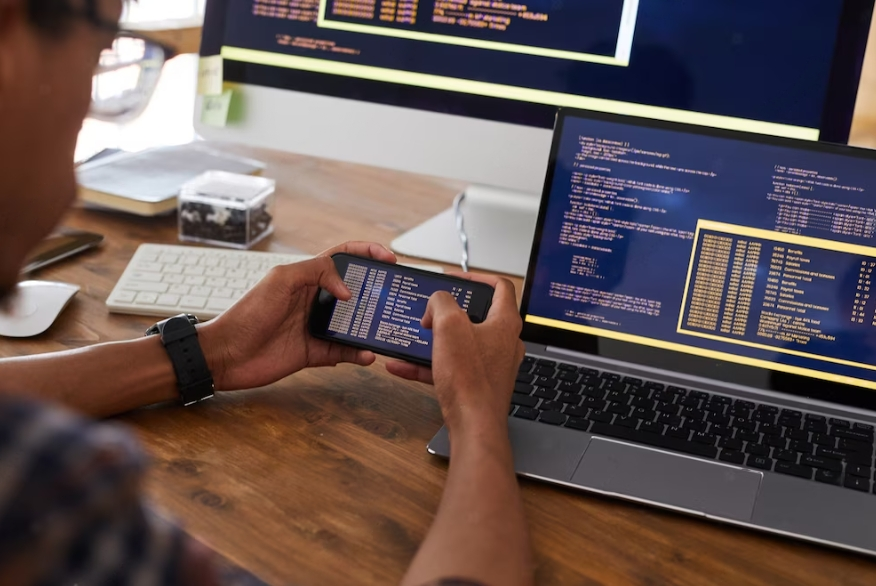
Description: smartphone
21,229,104,275
309,254,494,366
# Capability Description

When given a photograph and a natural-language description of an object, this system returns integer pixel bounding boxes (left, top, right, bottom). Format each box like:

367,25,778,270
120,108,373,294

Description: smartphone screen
311,255,493,365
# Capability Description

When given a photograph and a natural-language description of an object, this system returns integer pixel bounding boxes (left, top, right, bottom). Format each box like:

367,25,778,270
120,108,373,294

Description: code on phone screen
325,262,475,361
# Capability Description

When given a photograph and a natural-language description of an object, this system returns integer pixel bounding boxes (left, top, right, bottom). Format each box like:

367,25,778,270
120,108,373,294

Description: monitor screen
202,0,873,142
521,110,876,401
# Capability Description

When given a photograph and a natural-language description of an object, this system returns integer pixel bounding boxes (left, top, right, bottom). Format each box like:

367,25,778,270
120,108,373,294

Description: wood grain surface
2,145,876,585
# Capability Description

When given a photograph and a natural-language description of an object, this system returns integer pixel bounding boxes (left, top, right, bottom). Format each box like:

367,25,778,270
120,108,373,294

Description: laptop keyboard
514,356,876,493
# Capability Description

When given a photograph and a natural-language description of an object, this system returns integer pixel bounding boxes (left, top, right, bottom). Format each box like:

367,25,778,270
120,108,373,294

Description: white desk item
0,281,80,338
107,244,443,319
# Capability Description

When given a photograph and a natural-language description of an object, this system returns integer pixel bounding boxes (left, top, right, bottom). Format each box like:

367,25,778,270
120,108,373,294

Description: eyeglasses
60,1,176,122
90,31,177,123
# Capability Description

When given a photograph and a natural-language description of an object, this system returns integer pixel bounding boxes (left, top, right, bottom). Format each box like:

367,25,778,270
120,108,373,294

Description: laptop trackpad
571,438,761,521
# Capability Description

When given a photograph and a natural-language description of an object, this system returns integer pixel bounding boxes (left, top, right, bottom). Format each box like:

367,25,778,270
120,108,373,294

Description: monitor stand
391,185,540,277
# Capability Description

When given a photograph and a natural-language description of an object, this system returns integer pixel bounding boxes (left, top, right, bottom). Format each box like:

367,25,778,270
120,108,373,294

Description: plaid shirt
0,396,269,586
0,396,488,586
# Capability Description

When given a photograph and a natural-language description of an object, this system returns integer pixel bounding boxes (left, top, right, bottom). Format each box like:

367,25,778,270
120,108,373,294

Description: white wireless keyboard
107,243,442,319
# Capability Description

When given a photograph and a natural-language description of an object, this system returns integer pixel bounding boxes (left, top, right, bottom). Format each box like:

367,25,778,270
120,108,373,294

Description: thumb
422,291,463,330
295,257,351,301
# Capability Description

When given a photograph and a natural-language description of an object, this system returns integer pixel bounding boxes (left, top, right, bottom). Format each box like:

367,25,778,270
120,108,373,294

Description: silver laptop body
429,108,876,555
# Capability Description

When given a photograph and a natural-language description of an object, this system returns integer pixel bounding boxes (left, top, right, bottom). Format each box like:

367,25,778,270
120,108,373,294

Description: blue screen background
527,115,876,386
220,0,846,130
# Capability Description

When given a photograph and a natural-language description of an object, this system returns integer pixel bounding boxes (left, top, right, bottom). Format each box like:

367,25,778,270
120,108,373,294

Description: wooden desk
3,146,876,585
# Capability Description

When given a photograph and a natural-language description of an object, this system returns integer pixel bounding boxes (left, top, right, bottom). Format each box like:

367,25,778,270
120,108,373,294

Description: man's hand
386,273,524,433
197,241,396,391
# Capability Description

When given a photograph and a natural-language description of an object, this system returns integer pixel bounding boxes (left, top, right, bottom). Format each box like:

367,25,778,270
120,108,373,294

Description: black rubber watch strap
147,314,214,406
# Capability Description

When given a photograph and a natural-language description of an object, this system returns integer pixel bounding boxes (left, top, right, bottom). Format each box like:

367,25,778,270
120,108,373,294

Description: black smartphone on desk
21,229,104,274
309,254,494,366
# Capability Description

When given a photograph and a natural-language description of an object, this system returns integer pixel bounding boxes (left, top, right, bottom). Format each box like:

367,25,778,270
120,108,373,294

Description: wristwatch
146,314,214,406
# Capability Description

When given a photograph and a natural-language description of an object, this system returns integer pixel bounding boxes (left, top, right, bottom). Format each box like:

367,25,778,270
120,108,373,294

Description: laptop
428,108,876,555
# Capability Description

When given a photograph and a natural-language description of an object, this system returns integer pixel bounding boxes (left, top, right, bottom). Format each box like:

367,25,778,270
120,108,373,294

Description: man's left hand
197,241,396,391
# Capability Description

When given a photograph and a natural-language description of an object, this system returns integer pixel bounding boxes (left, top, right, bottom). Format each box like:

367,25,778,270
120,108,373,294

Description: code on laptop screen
526,114,876,390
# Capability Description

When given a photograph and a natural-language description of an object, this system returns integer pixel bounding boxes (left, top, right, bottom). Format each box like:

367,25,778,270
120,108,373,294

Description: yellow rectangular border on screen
316,0,627,65
524,315,876,391
676,220,876,373
220,46,820,140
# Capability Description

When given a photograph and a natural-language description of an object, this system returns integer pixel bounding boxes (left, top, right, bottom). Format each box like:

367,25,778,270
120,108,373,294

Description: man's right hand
386,274,524,434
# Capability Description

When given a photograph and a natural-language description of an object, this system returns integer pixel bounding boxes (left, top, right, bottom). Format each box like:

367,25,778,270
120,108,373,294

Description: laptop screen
522,110,876,397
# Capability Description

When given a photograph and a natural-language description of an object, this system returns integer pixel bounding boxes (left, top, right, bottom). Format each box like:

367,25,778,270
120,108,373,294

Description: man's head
0,0,122,297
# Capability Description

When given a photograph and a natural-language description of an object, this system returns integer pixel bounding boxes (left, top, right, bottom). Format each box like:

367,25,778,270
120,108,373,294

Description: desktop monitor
197,0,874,275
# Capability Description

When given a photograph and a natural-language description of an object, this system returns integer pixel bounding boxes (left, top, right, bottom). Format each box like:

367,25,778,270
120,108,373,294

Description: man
0,1,534,584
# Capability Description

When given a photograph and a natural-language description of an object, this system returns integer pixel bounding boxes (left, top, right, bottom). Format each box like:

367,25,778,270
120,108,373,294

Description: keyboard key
557,371,579,383
844,475,870,492
758,422,781,436
710,425,732,437
833,427,873,443
718,436,744,451
630,397,656,410
128,271,163,283
784,428,808,441
616,416,639,429
805,414,826,422
134,292,158,304
736,430,759,443
764,435,786,449
516,373,536,384
682,420,707,433
190,286,213,297
156,294,181,306
608,403,631,416
780,408,802,419
559,392,580,405
534,365,555,377
754,411,776,424
534,388,557,400
589,422,718,459
565,417,591,431
689,391,708,401
773,449,797,463
745,444,770,457
540,401,563,412
812,433,835,447
601,372,622,382
804,420,828,434
632,408,657,422
536,358,557,367
606,390,629,404
711,395,733,405
733,418,757,432
127,281,168,293
640,421,663,434
848,464,872,478
184,276,206,286
789,440,814,455
181,295,207,309
681,407,705,421
747,455,773,470
815,469,842,485
604,382,627,395
692,432,717,446
800,455,842,472
581,386,606,400
206,277,228,288
829,418,850,428
656,413,682,427
734,400,756,410
163,273,185,285
514,382,534,394
557,362,577,371
758,405,779,415
583,397,607,411
719,449,746,464
854,422,875,434
644,381,665,391
514,407,539,420
655,401,680,415
563,405,589,418
112,291,135,303
588,411,613,423
667,386,687,396
629,386,651,399
666,426,689,439
679,396,700,408
774,462,813,480
538,411,567,426
511,393,539,408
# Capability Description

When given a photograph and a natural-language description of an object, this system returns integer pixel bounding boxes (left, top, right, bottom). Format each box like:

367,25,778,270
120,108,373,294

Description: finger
421,290,464,330
483,278,519,322
445,271,503,288
385,359,434,385
321,342,377,367
318,241,397,264
292,257,352,300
